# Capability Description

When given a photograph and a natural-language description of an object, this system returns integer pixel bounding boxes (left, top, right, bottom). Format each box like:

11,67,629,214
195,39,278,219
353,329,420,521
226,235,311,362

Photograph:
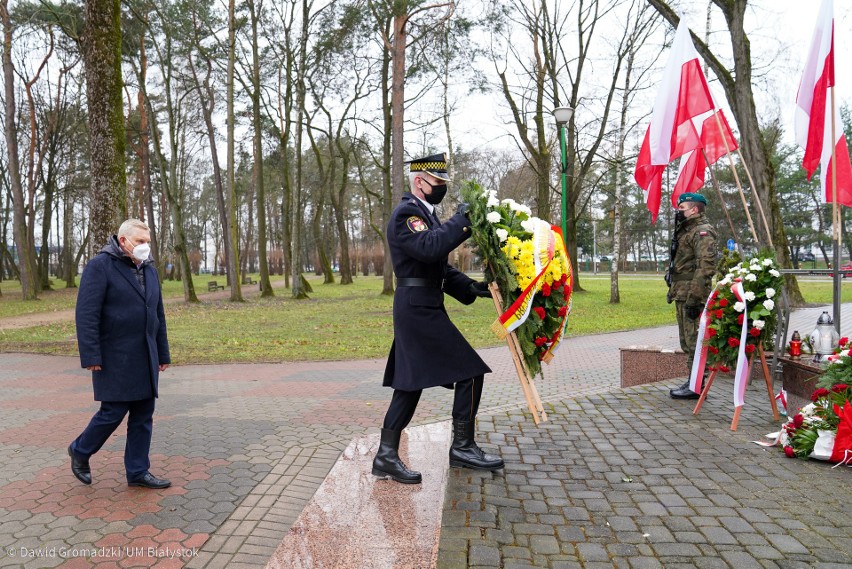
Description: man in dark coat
68,219,172,489
372,153,504,484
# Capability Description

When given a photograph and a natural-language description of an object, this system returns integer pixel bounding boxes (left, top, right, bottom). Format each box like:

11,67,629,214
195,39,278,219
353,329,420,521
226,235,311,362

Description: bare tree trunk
1,0,37,300
248,0,273,296
83,0,126,246
226,0,243,301
290,0,309,299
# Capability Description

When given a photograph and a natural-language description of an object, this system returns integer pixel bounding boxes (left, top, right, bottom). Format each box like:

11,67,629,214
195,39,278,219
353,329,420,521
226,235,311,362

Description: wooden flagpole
703,149,738,241
712,112,760,245
734,150,774,249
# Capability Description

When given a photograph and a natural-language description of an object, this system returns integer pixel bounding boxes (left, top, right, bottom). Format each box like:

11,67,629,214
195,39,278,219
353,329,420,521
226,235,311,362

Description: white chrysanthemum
744,291,756,301
800,403,817,417
734,301,746,312
765,287,776,299
763,299,775,311
501,198,517,209
495,228,508,242
514,203,532,216
754,319,765,330
486,211,501,224
745,273,757,281
725,273,734,279
769,269,780,277
520,218,537,233
718,277,732,286
763,258,774,266
750,264,761,272
486,196,500,208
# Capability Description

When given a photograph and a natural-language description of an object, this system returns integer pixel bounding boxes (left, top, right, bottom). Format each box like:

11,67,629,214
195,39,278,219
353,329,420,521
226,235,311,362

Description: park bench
207,280,225,292
241,275,257,285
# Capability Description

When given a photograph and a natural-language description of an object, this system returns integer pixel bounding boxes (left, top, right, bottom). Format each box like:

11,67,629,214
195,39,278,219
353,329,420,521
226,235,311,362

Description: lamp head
810,311,840,358
553,106,574,127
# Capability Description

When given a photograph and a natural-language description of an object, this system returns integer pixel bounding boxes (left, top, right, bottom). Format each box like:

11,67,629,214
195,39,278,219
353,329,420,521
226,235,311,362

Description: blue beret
677,192,707,205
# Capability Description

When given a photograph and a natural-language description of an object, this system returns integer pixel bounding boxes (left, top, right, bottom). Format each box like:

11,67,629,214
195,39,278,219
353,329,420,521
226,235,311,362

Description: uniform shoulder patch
406,216,428,233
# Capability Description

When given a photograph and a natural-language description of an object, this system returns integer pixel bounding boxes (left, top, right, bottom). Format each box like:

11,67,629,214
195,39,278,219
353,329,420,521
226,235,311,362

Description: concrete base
266,422,451,569
620,345,688,388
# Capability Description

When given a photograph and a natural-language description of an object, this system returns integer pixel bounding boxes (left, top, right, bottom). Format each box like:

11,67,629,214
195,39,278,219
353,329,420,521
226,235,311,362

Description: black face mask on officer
674,210,687,224
421,179,448,205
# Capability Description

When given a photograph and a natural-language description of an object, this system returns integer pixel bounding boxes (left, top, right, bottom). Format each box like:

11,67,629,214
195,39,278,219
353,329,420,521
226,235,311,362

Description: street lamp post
552,107,574,246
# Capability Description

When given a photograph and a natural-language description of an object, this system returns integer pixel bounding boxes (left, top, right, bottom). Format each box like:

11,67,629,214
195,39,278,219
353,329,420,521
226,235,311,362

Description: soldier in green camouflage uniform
666,193,718,400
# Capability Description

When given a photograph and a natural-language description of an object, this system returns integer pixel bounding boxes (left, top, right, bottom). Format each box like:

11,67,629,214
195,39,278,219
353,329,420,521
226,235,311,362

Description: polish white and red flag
671,108,739,206
634,19,715,222
794,0,852,207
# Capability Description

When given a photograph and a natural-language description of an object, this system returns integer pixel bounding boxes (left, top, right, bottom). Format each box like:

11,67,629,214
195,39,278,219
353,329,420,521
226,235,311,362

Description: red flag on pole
794,0,852,207
634,20,714,222
670,109,739,206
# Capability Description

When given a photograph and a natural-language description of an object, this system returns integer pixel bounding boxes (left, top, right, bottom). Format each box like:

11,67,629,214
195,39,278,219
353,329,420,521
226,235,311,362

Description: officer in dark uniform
666,192,718,399
372,153,504,484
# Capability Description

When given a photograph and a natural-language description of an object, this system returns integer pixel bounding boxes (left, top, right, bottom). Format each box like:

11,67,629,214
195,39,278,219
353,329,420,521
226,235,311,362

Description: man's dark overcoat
383,193,491,391
76,237,170,402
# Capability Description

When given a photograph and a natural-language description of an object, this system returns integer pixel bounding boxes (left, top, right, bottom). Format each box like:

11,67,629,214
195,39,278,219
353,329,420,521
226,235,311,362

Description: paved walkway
0,305,849,568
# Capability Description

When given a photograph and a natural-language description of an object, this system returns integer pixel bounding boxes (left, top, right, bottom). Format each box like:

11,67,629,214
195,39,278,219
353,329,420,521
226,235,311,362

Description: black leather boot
372,428,422,484
670,380,700,400
449,420,504,471
68,445,92,485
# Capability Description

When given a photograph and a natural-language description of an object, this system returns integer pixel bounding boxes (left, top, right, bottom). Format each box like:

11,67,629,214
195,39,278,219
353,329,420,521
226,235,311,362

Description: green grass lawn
1,273,850,364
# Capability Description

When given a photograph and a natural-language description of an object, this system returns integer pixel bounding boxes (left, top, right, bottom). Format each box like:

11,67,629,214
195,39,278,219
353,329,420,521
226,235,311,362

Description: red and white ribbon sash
731,281,750,407
688,282,722,394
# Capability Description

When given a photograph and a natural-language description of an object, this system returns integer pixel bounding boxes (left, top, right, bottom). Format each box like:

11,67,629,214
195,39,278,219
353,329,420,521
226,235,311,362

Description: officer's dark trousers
70,398,155,480
383,375,484,431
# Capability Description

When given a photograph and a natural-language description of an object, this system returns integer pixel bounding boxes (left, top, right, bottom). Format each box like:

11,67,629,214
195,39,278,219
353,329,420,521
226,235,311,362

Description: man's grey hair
118,219,150,238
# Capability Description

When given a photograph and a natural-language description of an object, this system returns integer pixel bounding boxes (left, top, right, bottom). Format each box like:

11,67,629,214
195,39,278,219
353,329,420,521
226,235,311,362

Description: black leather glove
456,202,470,217
685,304,703,320
469,281,491,298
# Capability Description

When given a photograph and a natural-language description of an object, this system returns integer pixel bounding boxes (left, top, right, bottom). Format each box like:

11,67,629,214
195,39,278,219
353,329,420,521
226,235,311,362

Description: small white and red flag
794,0,852,207
634,19,715,222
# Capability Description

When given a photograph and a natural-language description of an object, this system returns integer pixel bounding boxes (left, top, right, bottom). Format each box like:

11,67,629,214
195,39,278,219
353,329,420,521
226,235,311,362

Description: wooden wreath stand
488,282,548,425
692,345,781,431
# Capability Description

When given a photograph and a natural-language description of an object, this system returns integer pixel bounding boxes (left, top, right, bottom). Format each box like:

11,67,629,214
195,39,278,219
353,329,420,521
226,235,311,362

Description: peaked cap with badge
407,152,451,182
382,152,490,391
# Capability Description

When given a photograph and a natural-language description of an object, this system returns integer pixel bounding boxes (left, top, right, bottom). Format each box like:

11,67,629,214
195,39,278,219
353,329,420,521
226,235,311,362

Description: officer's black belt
396,278,443,288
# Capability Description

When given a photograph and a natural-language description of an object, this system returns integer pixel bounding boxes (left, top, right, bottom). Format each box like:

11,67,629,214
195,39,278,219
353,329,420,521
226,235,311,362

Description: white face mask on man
131,243,151,262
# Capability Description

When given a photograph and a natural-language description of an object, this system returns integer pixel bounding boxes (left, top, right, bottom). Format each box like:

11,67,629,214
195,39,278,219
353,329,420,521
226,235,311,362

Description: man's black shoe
669,380,700,400
68,445,92,485
128,473,171,489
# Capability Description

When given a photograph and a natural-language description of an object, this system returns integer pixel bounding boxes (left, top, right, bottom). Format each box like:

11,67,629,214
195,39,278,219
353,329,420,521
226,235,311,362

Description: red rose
784,446,795,458
533,306,546,320
727,337,740,348
708,346,719,354
710,291,719,300
719,298,729,307
719,365,730,373
563,286,571,300
542,283,551,297
840,337,849,346
792,414,804,428
832,383,850,392
745,344,755,354
561,273,568,284
810,388,830,401
737,314,745,326
715,309,724,319
558,305,568,317
707,327,717,337
552,280,562,291
534,336,548,347
707,365,717,371
749,327,761,337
